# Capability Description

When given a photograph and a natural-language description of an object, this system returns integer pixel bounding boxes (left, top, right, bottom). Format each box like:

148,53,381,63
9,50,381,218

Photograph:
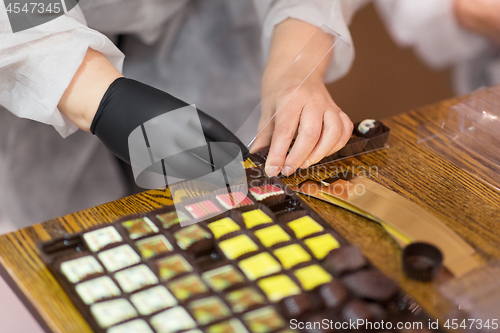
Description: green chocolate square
188,296,231,325
156,211,190,229
156,254,193,281
243,306,285,333
121,217,159,239
167,274,208,301
174,224,212,250
202,265,245,292
225,287,266,313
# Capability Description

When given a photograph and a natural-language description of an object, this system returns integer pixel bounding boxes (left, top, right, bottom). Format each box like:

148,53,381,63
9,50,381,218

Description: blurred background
327,3,454,122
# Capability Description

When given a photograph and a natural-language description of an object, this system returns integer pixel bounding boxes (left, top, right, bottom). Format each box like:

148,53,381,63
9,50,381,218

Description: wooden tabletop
2,95,500,333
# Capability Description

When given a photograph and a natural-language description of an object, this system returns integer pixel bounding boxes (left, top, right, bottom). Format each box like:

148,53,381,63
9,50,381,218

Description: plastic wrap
417,86,500,191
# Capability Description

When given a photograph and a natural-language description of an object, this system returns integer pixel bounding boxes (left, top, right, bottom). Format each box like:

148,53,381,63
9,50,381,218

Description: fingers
281,105,323,175
263,106,353,176
300,108,344,168
264,104,301,177
327,110,353,156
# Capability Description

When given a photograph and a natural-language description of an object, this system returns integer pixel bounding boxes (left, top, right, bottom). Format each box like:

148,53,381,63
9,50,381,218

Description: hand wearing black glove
91,77,248,185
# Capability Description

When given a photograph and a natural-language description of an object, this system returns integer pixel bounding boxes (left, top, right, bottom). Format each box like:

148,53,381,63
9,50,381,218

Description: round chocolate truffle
353,119,385,138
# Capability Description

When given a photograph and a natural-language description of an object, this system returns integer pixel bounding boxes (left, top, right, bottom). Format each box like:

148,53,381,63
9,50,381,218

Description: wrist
58,48,123,132
262,61,324,95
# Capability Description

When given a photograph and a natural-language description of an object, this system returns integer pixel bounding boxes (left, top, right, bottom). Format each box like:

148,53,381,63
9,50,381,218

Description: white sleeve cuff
0,5,124,137
258,0,368,83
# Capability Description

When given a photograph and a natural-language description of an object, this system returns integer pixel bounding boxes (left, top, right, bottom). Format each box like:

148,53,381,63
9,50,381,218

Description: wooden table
2,96,500,333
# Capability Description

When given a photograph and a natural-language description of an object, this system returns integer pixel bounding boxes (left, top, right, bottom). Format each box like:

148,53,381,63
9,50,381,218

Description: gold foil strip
292,180,412,247
294,177,481,277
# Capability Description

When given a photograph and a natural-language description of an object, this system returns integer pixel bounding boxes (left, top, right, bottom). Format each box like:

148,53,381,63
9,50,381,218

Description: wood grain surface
2,95,500,332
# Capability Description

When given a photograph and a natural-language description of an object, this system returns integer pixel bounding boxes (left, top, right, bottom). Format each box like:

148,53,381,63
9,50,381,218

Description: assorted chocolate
41,176,432,333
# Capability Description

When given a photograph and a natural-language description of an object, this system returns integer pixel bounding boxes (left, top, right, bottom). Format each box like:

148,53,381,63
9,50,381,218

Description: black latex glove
91,77,248,182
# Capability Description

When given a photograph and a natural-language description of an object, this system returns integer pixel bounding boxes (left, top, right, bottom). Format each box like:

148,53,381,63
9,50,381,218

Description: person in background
322,0,500,95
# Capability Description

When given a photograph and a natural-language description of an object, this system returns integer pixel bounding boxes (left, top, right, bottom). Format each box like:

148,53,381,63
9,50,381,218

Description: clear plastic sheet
235,25,350,149
416,87,500,328
242,26,391,170
417,86,500,191
166,26,351,224
439,260,500,333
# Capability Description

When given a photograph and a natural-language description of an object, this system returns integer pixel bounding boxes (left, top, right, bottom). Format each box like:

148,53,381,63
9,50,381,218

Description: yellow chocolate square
242,209,273,229
238,253,281,280
257,275,300,302
294,265,332,291
218,235,259,260
287,216,324,239
304,234,340,260
254,225,291,248
208,218,241,239
273,244,311,269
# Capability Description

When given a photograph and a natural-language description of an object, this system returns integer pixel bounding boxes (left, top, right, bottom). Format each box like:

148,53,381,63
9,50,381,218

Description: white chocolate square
150,306,196,333
98,245,141,272
76,276,121,305
114,265,159,293
84,226,123,252
130,285,177,316
60,256,103,283
107,319,154,333
90,299,137,328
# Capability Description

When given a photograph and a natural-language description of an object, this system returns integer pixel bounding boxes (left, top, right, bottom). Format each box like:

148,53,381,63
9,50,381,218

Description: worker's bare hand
252,72,352,177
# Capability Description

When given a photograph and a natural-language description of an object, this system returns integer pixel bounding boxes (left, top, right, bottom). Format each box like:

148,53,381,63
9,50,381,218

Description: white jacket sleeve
0,5,124,137
374,0,490,69
254,0,369,83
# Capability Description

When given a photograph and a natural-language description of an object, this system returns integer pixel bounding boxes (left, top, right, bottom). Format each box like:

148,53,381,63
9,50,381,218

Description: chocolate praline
279,293,320,319
323,245,368,276
304,314,336,333
353,119,385,138
318,280,350,311
341,300,377,322
342,268,398,302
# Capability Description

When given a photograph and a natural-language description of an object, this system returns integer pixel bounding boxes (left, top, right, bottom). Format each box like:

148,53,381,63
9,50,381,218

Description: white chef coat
0,0,362,227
